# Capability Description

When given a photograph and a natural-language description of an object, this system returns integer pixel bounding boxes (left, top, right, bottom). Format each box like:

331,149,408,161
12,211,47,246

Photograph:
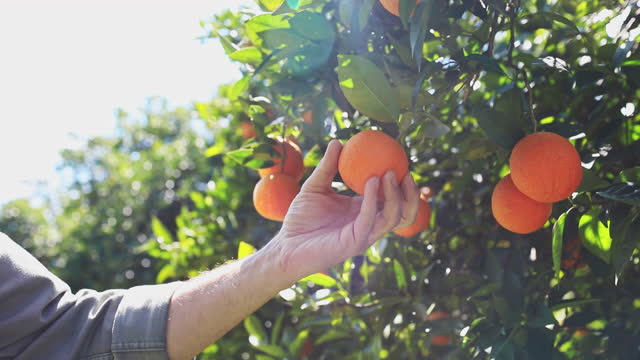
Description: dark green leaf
539,11,580,34
528,303,557,328
466,54,505,75
577,168,610,192
596,183,640,206
471,104,525,148
550,298,603,311
358,0,376,31
409,0,433,68
610,211,640,277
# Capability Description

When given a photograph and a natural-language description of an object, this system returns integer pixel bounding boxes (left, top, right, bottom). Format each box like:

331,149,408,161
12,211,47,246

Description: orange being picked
510,132,582,203
338,130,408,196
253,174,300,222
379,0,417,16
491,174,552,234
394,195,431,237
258,138,304,181
240,121,257,139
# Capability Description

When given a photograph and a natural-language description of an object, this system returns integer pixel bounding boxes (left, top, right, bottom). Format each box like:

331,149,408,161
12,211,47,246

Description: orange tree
147,0,640,358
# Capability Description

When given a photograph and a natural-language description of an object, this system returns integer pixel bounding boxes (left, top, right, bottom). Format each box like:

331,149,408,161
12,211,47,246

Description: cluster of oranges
491,132,583,234
252,137,305,222
248,127,432,238
338,130,432,237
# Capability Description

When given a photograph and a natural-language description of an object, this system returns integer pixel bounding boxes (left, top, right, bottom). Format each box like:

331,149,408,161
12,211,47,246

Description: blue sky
0,0,253,205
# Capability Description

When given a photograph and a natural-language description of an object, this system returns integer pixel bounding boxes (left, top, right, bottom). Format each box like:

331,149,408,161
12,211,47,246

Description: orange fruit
491,174,552,234
431,334,452,347
299,337,314,358
426,311,450,321
562,236,582,269
394,196,431,237
338,130,408,196
510,132,582,203
253,174,300,222
240,121,257,139
258,138,304,181
303,110,313,124
379,0,417,16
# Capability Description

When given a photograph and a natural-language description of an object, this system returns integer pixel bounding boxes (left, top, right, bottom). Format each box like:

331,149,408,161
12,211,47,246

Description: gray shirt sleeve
0,232,182,360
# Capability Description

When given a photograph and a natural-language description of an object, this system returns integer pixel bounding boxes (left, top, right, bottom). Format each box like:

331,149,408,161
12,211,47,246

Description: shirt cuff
112,281,183,360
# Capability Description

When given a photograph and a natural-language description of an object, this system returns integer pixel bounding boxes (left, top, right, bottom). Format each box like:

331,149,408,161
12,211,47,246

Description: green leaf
577,168,610,192
254,344,288,358
409,0,433,68
286,0,299,9
259,0,286,11
423,116,451,138
616,167,640,183
393,259,408,290
610,211,640,277
539,11,580,34
550,298,603,311
289,328,310,356
471,104,525,148
316,329,352,344
156,264,176,283
336,55,401,122
466,54,505,75
552,208,573,276
238,241,257,259
245,315,269,344
495,87,525,123
271,313,285,344
358,0,376,31
229,47,263,65
579,207,613,263
528,303,556,328
229,76,250,101
531,56,570,72
262,12,336,75
204,142,225,158
299,272,337,287
596,183,640,206
152,217,173,244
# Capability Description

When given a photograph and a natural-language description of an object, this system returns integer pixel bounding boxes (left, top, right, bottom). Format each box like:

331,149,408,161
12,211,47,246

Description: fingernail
388,171,397,185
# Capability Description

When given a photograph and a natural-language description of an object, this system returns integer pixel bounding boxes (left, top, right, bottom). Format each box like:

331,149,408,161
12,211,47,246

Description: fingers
302,140,342,193
368,171,403,243
353,176,379,242
394,174,420,230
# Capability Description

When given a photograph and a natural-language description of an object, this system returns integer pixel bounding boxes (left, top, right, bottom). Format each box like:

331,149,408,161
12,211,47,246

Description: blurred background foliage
2,0,640,359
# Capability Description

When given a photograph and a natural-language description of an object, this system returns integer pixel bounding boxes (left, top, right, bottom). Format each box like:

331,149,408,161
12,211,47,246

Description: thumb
301,140,342,193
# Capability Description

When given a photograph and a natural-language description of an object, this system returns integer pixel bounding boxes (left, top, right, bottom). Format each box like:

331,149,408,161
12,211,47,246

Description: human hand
264,140,420,284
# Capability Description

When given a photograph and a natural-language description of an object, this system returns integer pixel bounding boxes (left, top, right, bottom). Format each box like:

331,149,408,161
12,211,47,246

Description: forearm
166,239,291,360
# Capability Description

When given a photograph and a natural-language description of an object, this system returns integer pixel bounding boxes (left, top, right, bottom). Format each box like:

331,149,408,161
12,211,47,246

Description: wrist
253,235,298,291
